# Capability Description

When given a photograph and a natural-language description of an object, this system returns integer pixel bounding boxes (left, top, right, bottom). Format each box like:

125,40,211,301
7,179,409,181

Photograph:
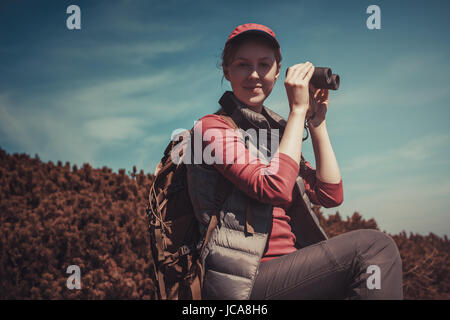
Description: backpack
146,112,238,300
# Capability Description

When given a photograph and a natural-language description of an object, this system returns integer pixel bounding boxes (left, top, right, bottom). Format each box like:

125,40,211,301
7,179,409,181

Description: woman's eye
236,62,271,68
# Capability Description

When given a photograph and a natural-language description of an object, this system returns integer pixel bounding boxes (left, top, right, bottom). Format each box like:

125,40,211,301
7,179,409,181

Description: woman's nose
249,69,260,79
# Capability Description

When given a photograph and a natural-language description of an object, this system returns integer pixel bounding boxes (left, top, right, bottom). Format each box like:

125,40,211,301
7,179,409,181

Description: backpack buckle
178,245,191,257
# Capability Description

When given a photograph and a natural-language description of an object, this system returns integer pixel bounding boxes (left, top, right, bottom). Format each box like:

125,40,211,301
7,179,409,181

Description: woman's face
224,41,280,112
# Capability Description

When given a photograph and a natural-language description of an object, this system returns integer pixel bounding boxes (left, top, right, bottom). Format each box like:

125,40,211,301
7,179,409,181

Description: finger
286,62,310,80
287,66,304,82
288,67,304,83
314,88,320,99
316,92,325,104
320,89,329,101
301,63,314,80
303,64,315,82
285,63,305,78
292,62,312,82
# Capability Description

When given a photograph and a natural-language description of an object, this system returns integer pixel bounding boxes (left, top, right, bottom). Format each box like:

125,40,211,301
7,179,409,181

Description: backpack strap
185,112,239,299
154,112,235,300
192,175,234,299
199,175,234,254
188,177,234,300
189,259,203,300
215,109,239,130
219,115,238,130
216,112,256,235
197,112,238,258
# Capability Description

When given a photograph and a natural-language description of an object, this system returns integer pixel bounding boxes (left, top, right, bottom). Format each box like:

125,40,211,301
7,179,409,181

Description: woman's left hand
308,84,329,127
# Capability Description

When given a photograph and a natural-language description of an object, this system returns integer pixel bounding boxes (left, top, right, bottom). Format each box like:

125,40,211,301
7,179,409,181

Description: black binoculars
311,67,340,90
286,66,340,90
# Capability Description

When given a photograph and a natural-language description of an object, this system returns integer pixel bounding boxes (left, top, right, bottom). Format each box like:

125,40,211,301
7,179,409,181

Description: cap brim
227,29,280,48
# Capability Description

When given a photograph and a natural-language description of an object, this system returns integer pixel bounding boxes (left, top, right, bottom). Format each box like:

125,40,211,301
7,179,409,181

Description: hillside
0,147,449,299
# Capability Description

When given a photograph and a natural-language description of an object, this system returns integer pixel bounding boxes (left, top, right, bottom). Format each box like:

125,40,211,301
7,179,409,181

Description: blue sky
1,0,450,236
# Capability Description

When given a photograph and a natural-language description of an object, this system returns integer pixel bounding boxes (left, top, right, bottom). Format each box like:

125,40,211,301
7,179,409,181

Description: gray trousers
250,229,403,300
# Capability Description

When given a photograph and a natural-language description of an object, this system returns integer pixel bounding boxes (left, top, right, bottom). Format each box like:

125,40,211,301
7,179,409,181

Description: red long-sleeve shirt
192,114,343,262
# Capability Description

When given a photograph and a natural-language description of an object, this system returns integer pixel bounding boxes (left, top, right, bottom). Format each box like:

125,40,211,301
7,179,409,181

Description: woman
185,23,403,300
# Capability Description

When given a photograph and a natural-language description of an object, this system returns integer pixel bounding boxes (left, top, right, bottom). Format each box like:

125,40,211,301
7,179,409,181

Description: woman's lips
244,86,263,92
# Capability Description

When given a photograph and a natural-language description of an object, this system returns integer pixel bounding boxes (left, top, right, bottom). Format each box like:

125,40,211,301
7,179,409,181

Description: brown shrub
0,147,449,299
0,148,155,299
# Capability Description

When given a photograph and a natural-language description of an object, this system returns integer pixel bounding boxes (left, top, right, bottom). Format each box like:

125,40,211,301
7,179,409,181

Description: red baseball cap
226,23,280,51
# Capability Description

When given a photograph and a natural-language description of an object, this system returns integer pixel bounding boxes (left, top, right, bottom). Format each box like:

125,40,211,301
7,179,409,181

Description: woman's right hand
284,61,315,116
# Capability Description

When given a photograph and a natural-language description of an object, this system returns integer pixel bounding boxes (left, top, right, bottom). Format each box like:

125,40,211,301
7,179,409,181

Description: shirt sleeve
300,158,344,208
193,114,300,206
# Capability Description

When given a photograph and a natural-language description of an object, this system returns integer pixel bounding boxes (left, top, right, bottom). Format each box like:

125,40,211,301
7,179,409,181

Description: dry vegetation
0,148,448,299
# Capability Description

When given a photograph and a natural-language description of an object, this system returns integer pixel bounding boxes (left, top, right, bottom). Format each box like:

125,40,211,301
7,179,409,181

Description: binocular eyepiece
286,66,340,90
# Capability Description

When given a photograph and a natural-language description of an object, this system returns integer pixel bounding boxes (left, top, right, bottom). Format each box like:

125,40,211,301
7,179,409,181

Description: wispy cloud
0,94,35,151
0,60,221,170
59,62,219,119
133,134,173,173
0,94,100,166
333,132,450,236
333,175,450,236
332,51,450,109
342,133,450,173
83,117,147,142
53,38,202,65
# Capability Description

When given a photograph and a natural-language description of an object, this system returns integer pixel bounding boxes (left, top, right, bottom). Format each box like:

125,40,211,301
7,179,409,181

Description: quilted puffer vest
185,91,328,299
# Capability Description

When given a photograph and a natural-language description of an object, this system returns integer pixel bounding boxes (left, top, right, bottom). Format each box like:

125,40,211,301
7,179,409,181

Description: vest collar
218,91,287,133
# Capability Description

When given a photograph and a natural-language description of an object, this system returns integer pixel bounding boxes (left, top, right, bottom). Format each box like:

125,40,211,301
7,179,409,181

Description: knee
356,229,402,263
